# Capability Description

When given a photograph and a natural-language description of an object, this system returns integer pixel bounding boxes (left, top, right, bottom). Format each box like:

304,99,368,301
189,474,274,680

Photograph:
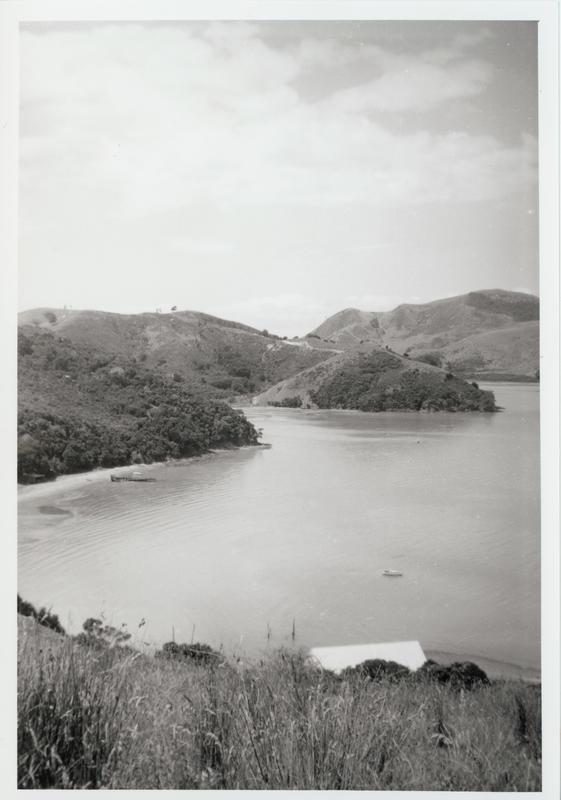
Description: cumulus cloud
324,59,492,113
20,21,537,223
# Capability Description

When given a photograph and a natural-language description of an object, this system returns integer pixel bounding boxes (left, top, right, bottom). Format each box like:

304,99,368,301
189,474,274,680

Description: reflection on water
18,383,540,670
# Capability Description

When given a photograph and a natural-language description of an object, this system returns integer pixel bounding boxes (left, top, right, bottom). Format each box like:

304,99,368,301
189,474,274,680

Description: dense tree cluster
18,329,260,483
310,351,497,412
213,343,257,393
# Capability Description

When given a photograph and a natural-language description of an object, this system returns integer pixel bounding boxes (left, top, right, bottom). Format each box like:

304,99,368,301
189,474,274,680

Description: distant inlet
309,641,426,673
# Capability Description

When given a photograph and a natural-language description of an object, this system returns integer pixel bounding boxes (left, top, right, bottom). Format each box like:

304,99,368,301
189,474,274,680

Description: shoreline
18,426,538,685
17,443,269,501
17,612,539,683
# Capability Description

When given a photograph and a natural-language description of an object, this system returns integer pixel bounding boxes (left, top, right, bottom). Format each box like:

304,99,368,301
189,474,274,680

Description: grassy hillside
309,290,539,379
438,321,539,378
18,307,334,400
18,328,260,483
18,613,540,791
254,348,497,412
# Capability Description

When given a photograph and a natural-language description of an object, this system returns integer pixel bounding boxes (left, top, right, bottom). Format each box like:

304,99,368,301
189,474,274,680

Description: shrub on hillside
17,594,65,635
342,659,411,683
74,617,132,650
416,660,490,690
156,641,222,665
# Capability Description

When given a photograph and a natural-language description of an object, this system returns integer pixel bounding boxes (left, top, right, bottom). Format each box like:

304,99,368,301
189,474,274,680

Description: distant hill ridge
18,306,262,335
18,306,337,400
22,291,536,482
18,289,538,411
308,289,538,380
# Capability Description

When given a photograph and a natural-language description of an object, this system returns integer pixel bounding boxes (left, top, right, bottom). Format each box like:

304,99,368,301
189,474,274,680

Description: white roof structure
309,640,426,673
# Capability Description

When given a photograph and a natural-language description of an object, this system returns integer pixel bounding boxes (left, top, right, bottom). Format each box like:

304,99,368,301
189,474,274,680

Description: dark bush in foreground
17,594,65,636
342,658,411,683
156,640,223,665
417,659,490,690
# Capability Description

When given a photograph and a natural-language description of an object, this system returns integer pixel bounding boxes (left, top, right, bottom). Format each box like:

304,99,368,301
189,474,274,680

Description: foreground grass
18,626,541,790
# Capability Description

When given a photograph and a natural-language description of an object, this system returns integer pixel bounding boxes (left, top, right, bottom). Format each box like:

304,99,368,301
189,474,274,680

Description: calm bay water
18,383,540,672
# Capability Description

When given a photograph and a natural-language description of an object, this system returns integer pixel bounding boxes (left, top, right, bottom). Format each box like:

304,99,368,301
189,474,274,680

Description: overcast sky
19,20,538,336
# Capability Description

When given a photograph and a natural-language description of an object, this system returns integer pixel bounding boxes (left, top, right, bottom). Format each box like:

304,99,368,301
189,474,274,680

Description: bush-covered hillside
310,351,497,411
310,351,497,412
18,308,335,401
18,329,260,483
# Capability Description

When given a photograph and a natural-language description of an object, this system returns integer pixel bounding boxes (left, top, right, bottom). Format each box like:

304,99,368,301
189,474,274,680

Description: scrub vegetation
18,329,260,484
310,351,498,412
18,613,541,791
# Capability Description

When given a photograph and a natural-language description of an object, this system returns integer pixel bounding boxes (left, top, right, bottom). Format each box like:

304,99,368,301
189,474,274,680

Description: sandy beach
18,461,162,501
17,444,269,502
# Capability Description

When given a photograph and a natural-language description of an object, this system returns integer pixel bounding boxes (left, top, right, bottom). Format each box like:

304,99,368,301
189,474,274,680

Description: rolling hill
308,290,539,380
253,346,497,412
17,327,262,483
18,307,336,400
19,290,536,479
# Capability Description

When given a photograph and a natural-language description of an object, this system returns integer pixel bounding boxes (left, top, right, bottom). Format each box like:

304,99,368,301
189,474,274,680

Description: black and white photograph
2,0,559,794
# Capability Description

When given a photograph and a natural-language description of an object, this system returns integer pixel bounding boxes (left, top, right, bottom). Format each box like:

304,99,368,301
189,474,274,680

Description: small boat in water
382,569,403,577
110,471,156,483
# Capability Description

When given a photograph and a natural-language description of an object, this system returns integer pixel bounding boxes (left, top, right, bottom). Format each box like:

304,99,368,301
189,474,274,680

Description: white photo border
1,2,558,798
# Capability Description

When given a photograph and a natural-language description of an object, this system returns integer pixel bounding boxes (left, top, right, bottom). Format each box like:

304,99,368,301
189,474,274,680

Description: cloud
324,59,491,113
20,21,537,227
424,28,495,66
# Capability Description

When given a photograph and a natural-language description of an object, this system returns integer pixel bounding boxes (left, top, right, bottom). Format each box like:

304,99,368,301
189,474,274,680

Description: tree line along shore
18,327,499,486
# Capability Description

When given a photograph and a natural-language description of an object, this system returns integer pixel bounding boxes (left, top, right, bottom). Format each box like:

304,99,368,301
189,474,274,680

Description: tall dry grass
18,627,541,790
